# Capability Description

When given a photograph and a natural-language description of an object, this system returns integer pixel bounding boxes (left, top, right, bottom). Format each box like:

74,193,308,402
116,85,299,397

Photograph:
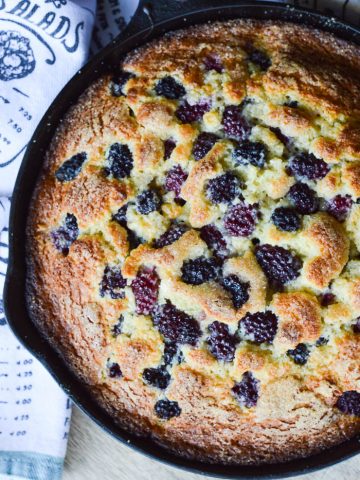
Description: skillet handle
118,0,256,40
119,0,196,39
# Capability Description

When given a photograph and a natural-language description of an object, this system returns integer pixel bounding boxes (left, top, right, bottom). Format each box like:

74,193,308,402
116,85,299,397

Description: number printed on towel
7,119,22,133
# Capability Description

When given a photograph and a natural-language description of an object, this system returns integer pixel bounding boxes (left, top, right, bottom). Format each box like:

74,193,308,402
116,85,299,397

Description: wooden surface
63,406,360,480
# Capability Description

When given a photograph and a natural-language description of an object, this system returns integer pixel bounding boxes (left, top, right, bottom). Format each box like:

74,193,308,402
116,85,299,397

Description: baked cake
27,20,360,465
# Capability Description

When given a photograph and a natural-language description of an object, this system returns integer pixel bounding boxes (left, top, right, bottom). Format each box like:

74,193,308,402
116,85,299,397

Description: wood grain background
63,407,360,480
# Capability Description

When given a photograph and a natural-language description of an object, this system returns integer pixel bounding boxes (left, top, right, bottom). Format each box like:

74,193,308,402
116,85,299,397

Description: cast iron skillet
4,1,360,477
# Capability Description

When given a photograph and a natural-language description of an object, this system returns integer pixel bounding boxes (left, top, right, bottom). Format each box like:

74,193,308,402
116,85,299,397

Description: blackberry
288,152,330,180
153,223,187,249
127,230,144,251
221,275,250,309
255,244,302,286
326,195,353,222
269,126,290,146
287,343,310,365
143,366,170,390
239,311,278,344
112,204,127,227
315,336,329,347
108,362,122,378
100,265,127,299
177,351,185,364
131,267,160,315
111,315,124,337
111,71,134,96
155,76,186,99
233,140,267,168
136,190,161,215
55,152,87,182
163,341,181,365
336,391,360,417
222,106,251,140
288,182,319,214
192,132,219,160
207,321,238,362
176,100,211,123
232,371,260,408
154,399,181,420
224,202,259,237
353,318,360,334
284,100,299,108
112,205,143,250
204,54,223,73
200,224,229,259
164,139,176,160
51,213,79,255
320,293,335,307
247,49,271,71
105,143,133,179
152,300,201,346
206,172,241,204
271,207,301,232
165,165,188,198
175,198,186,207
181,256,220,285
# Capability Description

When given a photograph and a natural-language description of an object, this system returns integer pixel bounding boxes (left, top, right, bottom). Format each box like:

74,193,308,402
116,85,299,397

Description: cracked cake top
27,20,360,465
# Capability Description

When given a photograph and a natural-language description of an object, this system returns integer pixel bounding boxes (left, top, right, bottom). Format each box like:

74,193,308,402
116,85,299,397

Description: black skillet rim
4,2,360,478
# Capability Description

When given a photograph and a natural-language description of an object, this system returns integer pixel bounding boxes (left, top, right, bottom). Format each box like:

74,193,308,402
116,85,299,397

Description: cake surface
27,20,360,465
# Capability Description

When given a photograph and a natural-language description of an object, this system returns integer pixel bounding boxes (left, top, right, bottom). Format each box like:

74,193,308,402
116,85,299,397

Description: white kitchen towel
0,0,359,479
0,198,10,232
90,0,138,55
0,0,96,196
0,1,97,479
0,202,72,480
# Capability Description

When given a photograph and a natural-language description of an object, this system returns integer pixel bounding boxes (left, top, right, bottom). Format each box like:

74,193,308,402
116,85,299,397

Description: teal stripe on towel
0,452,63,480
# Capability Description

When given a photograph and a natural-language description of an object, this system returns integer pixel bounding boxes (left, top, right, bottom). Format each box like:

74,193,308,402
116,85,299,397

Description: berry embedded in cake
27,19,360,467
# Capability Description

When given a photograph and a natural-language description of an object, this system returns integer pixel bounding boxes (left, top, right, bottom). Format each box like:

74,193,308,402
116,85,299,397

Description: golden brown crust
272,292,321,351
27,19,360,466
302,213,350,290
